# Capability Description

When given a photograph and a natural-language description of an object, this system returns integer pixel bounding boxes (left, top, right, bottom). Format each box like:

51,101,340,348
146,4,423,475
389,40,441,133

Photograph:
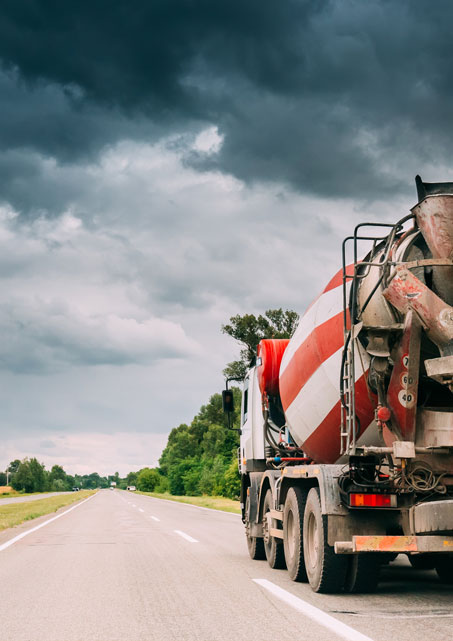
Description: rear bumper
335,534,453,554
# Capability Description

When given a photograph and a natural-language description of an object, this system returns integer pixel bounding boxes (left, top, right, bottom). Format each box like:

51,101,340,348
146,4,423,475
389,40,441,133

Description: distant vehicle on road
126,485,136,491
72,487,80,492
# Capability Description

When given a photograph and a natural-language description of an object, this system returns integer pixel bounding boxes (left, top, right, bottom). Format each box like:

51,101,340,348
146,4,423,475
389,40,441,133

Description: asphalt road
0,491,72,505
0,489,452,641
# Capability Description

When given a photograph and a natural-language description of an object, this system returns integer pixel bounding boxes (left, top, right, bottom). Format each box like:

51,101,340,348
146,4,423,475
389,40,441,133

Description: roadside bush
182,465,203,496
137,468,161,492
223,457,240,499
155,475,169,493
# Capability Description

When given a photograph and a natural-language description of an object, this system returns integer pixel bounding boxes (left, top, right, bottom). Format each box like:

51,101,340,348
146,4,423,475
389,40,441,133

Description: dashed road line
150,516,160,522
174,529,198,543
138,508,144,513
253,579,374,641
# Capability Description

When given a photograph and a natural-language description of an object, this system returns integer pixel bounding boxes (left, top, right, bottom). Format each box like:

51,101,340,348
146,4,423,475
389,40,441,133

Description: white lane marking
0,493,98,553
253,579,374,641
151,516,160,522
138,508,145,513
174,529,198,543
132,504,137,507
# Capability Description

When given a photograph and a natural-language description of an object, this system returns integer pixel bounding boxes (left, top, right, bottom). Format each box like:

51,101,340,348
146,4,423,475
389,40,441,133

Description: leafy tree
182,464,203,496
136,468,161,492
197,464,215,495
159,423,197,476
51,478,67,492
7,459,21,483
29,458,46,491
0,472,6,485
7,459,21,474
49,465,70,491
49,465,66,482
11,461,34,492
222,308,299,378
168,461,195,495
223,458,241,499
156,475,169,493
126,471,138,486
12,458,46,493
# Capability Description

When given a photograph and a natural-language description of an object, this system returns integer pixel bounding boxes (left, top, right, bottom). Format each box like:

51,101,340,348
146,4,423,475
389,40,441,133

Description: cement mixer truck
223,176,453,593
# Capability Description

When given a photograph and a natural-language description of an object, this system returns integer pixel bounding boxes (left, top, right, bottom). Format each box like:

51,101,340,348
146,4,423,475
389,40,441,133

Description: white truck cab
239,367,265,474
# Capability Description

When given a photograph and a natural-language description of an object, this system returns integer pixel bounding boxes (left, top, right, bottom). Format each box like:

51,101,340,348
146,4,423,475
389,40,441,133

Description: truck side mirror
222,389,234,413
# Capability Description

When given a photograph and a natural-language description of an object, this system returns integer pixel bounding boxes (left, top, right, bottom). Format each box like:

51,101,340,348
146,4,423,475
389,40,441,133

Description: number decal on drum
398,389,415,408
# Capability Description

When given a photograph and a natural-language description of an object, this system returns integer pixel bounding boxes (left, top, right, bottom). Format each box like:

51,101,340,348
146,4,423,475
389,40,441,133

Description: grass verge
0,490,96,532
131,490,241,514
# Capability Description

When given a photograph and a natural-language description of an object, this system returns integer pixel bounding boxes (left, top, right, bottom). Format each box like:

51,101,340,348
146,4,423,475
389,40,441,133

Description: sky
0,0,453,476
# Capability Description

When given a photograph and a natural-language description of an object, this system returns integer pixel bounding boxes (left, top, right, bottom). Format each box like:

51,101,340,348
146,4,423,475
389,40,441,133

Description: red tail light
349,493,396,507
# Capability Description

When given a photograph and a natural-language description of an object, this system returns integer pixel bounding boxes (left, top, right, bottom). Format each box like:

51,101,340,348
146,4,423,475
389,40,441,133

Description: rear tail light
349,493,396,508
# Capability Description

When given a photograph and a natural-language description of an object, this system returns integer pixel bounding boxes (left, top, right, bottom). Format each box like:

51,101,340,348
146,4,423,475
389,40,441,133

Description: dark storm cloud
1,0,453,200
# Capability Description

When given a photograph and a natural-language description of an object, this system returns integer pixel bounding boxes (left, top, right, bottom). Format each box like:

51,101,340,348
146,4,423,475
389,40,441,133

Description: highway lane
0,489,451,641
0,491,72,505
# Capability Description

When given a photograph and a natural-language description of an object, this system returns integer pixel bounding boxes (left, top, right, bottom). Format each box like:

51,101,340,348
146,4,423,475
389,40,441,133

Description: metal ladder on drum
340,334,356,455
339,216,414,456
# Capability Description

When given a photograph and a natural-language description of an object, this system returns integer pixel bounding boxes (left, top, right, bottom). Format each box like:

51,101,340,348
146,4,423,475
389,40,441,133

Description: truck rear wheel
247,534,266,560
303,487,348,593
344,554,380,593
263,489,286,569
245,495,265,560
283,486,308,582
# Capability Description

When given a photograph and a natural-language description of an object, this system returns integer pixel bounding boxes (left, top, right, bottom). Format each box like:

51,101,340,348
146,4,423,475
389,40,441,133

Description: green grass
131,490,241,514
0,490,96,532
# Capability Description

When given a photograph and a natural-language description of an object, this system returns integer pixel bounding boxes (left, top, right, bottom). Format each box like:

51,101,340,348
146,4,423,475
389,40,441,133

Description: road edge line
252,579,374,641
0,492,98,552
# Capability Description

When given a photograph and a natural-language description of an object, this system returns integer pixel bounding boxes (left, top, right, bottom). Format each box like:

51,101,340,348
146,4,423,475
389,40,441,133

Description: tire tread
303,487,348,593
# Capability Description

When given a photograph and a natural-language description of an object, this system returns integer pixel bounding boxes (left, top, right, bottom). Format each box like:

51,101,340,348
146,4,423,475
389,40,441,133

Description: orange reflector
349,493,396,507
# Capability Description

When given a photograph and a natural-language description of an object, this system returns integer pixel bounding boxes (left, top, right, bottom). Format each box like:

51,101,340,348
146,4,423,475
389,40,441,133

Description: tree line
0,459,119,493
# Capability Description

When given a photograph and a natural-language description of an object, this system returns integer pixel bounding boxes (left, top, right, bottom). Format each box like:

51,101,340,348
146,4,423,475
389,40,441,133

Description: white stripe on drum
280,281,351,376
285,343,369,445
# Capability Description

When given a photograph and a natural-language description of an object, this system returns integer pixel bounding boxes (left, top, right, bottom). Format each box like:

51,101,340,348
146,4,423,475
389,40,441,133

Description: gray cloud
0,297,198,374
0,0,453,206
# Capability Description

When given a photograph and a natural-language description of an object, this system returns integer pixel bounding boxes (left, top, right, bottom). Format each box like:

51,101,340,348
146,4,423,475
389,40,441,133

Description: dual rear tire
302,487,350,592
246,485,380,593
283,486,379,593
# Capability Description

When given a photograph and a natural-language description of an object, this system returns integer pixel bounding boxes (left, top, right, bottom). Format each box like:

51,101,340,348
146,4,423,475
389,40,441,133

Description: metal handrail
339,214,416,454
